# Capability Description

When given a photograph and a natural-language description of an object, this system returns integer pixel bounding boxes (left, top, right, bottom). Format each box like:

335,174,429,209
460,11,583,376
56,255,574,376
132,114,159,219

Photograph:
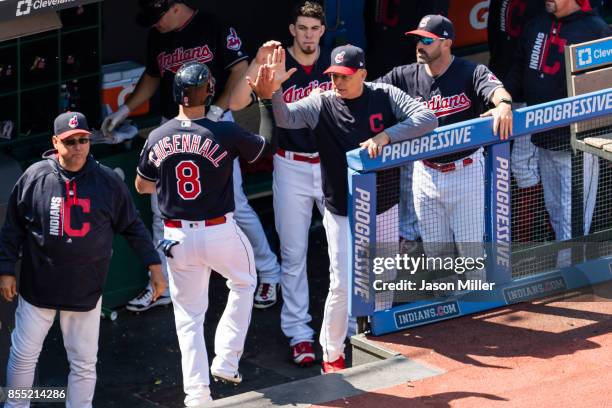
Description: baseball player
0,112,165,408
135,62,266,407
488,0,545,242
504,0,611,247
376,15,513,262
250,45,437,372
102,0,280,312
229,1,331,366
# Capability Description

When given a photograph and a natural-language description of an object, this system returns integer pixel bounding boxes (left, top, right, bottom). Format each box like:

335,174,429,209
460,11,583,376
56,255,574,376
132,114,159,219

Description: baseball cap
324,45,366,75
137,0,180,27
54,112,91,140
405,15,455,40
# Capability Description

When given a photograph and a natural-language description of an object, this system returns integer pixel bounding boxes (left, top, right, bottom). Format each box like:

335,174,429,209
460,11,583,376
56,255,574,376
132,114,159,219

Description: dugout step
350,333,401,365
207,354,441,408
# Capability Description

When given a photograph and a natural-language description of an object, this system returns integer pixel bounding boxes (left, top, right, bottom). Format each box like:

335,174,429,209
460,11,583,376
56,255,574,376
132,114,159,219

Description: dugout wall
347,87,612,336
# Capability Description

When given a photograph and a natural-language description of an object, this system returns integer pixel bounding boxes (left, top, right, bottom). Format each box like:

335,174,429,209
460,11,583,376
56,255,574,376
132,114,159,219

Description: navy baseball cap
406,15,455,40
54,112,91,140
137,0,180,27
324,45,366,75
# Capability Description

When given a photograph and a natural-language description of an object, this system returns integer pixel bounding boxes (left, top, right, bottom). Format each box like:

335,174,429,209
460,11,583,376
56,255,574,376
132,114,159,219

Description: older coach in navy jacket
0,112,166,408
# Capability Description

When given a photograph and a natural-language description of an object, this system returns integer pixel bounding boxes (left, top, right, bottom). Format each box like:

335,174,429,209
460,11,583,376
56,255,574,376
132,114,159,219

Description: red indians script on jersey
283,80,334,103
148,133,228,168
157,46,214,74
423,93,472,117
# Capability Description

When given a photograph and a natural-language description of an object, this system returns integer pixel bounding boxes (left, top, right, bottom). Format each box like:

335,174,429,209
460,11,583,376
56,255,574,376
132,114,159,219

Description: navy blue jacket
504,9,611,150
0,152,160,311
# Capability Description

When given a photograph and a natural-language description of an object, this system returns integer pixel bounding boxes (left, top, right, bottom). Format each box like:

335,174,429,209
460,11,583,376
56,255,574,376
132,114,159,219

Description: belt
164,216,226,228
422,157,473,173
276,148,320,164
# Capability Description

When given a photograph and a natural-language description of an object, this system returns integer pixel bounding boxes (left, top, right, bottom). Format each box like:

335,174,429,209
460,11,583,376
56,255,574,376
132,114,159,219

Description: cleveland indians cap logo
335,51,346,64
419,16,431,28
226,27,242,51
68,115,79,129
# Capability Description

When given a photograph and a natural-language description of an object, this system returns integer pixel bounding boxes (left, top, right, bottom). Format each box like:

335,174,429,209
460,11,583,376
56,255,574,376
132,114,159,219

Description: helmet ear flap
204,77,216,106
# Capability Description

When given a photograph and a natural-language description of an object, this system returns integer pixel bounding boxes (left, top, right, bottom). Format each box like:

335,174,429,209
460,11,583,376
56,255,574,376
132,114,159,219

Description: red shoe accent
322,355,345,373
292,341,315,366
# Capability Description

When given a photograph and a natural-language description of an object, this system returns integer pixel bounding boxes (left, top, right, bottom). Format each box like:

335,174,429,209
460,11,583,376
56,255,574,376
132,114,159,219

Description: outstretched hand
247,65,279,99
255,40,282,65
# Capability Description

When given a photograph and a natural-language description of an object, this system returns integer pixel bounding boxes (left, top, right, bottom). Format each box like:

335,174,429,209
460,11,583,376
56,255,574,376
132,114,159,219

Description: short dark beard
299,45,317,55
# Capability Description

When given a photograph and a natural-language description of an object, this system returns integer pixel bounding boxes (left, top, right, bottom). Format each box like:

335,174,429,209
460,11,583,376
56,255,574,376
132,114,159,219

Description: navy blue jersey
377,58,503,163
504,9,612,150
487,0,544,81
146,11,248,119
276,48,332,153
137,119,265,220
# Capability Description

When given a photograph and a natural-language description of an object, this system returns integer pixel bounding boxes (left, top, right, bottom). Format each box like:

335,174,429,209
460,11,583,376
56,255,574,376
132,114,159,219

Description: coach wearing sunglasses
0,111,166,407
375,15,513,270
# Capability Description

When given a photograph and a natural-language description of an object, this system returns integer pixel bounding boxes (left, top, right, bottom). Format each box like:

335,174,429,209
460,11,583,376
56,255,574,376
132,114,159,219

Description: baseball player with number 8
135,62,269,407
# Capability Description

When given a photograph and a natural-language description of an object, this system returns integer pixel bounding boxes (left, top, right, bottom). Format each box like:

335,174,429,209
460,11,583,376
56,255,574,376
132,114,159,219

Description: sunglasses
61,137,90,146
418,37,442,46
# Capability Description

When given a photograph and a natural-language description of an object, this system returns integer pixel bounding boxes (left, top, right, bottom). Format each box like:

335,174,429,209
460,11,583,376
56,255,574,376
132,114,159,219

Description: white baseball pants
5,297,101,408
163,213,256,407
272,153,324,346
538,149,599,242
320,210,349,362
374,204,399,311
398,163,420,240
511,134,540,188
413,148,485,259
511,102,540,189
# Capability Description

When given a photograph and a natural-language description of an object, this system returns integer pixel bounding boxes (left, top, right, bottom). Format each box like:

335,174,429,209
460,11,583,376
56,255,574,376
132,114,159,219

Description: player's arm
102,32,162,135
135,175,156,194
212,60,248,113
126,73,161,113
361,84,438,158
134,138,158,195
229,41,282,111
248,48,317,130
0,179,26,302
476,64,513,140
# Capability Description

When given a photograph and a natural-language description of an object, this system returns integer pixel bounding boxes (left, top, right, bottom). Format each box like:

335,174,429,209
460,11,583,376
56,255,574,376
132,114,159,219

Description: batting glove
101,105,130,138
156,239,179,258
205,105,224,122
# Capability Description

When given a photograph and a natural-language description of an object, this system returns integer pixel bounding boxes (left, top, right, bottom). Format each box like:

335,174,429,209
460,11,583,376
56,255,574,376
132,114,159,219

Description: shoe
292,341,315,366
253,282,278,309
126,285,172,312
211,370,242,385
321,355,345,374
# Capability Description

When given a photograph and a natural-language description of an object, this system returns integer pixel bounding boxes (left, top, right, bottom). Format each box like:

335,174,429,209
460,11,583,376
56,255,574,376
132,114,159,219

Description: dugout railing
346,87,612,336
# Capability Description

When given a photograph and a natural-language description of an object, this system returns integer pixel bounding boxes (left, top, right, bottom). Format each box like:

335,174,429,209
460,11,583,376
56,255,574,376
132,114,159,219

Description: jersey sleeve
136,138,158,181
503,28,528,102
145,30,161,78
217,22,249,70
271,90,322,130
473,64,504,105
376,83,438,143
374,66,404,88
224,123,266,164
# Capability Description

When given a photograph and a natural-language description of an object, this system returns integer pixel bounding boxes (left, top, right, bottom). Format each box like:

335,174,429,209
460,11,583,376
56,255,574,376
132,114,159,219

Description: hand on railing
359,131,391,158
481,102,513,141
